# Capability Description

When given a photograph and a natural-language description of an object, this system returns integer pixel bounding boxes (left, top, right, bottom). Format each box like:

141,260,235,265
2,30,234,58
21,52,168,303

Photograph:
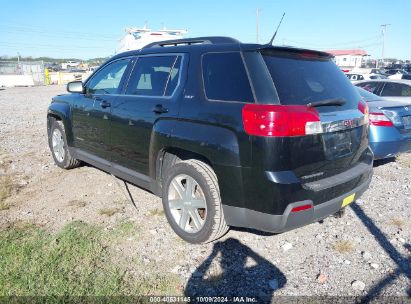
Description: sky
0,0,410,60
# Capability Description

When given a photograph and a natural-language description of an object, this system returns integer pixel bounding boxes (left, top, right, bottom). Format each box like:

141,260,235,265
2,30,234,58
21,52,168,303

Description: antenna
267,12,285,46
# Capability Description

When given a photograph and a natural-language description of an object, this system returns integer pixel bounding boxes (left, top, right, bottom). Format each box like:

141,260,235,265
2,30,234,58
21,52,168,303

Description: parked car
354,79,411,102
357,87,411,159
351,68,387,76
384,68,411,80
47,36,373,243
346,73,387,81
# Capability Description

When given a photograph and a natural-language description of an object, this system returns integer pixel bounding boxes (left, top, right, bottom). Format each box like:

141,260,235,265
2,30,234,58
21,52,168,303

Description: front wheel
162,159,228,244
48,119,80,169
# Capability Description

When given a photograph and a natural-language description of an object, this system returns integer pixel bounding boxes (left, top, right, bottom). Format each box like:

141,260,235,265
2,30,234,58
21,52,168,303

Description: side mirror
67,81,84,93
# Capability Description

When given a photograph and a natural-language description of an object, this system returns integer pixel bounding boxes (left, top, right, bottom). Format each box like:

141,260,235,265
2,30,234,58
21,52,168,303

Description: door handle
152,104,168,114
93,97,111,109
100,100,111,108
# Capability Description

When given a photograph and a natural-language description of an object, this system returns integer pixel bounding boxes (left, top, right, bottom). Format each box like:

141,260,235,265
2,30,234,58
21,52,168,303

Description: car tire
48,119,81,169
162,159,228,244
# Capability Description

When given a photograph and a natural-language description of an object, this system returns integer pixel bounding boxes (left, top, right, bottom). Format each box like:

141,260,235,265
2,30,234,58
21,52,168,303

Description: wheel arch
47,102,74,146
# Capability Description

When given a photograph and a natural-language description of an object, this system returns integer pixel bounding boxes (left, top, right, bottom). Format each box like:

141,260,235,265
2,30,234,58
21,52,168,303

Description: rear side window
202,52,253,102
262,52,360,110
381,83,411,97
356,82,381,94
126,56,181,97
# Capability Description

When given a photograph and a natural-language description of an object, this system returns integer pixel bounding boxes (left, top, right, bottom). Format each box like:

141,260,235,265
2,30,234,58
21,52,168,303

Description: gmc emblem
343,119,355,127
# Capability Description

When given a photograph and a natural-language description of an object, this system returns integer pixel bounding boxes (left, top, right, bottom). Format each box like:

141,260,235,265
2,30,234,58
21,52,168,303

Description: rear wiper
307,98,346,108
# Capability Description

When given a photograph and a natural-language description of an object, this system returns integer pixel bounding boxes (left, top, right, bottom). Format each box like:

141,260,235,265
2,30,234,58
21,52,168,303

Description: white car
354,79,411,102
346,73,387,81
384,69,411,80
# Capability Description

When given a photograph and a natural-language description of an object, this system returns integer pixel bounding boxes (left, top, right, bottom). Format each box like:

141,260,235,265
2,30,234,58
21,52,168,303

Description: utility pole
380,24,390,68
256,8,260,43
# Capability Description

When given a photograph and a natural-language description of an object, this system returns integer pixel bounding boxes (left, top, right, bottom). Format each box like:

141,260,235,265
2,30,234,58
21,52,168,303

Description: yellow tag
342,193,356,207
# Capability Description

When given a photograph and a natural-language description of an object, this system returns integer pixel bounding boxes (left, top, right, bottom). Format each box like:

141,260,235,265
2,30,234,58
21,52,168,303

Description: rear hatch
243,47,372,202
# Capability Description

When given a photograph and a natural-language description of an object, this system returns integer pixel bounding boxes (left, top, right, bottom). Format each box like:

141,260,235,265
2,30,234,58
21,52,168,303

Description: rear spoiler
255,45,334,60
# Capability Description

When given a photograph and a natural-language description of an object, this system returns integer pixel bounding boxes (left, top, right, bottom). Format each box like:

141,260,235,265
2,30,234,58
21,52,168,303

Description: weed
333,240,354,253
148,208,165,217
99,207,122,217
389,218,406,229
68,200,88,208
0,175,14,207
0,201,11,211
396,153,411,167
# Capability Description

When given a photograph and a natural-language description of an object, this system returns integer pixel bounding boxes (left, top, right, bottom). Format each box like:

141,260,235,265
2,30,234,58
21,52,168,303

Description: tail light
369,113,394,127
358,100,369,124
242,104,322,137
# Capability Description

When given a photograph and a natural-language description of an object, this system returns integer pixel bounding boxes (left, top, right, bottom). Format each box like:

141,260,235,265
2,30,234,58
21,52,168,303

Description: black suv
47,37,373,243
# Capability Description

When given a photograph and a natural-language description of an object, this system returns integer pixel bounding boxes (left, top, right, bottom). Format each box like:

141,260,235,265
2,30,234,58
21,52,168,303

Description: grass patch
99,207,122,217
0,201,11,211
333,240,354,253
109,220,139,239
148,208,165,217
0,221,181,296
11,220,38,231
0,175,14,208
388,218,406,229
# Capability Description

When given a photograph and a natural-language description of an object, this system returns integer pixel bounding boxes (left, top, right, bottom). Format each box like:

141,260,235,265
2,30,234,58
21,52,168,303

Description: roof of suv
110,36,333,60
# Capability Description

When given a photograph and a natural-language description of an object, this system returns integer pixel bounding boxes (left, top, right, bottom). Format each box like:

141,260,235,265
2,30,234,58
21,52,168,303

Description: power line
0,22,120,39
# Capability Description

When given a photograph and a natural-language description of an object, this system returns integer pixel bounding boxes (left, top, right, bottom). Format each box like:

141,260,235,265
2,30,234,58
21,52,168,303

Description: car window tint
381,83,411,97
87,59,130,94
202,52,253,102
126,56,177,96
356,82,380,94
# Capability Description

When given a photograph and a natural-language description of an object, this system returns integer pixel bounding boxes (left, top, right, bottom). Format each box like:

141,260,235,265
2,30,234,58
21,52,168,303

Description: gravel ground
0,85,410,301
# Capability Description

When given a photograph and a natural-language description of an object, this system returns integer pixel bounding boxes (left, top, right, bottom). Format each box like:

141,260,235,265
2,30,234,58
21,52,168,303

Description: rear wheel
48,119,80,169
162,159,228,243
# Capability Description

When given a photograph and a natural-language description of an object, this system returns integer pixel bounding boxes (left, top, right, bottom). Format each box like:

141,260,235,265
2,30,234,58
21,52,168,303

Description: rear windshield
262,52,361,110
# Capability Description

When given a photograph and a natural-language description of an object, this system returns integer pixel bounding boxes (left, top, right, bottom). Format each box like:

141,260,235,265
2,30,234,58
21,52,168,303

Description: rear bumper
222,172,372,233
369,125,411,159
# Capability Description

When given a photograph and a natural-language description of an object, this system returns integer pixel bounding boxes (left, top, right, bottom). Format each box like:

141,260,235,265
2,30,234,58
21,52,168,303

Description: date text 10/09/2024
149,296,258,303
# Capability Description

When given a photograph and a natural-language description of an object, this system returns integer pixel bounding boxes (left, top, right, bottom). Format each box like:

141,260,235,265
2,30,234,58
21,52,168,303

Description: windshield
356,87,383,101
261,51,361,111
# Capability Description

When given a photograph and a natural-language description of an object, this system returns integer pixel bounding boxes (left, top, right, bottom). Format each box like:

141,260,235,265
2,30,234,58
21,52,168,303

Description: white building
326,49,368,71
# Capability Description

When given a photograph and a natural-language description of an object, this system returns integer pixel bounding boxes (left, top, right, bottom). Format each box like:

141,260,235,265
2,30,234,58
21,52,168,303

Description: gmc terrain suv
47,37,373,243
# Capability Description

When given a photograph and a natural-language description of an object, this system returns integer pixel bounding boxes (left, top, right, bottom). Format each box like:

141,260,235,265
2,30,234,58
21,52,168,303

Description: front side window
202,52,253,102
87,59,130,94
126,56,181,97
381,83,411,97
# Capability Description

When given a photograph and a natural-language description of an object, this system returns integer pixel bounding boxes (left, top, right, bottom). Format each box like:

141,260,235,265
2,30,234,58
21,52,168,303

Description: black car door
110,54,185,177
71,58,132,162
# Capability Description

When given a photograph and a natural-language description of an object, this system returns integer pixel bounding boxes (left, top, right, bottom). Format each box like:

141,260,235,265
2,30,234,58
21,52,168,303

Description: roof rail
143,36,240,49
